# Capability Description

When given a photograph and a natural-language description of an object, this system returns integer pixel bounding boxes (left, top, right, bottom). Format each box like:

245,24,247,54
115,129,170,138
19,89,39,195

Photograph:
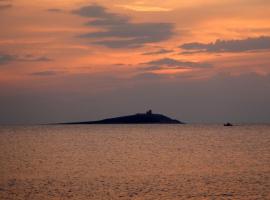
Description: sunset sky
0,0,270,124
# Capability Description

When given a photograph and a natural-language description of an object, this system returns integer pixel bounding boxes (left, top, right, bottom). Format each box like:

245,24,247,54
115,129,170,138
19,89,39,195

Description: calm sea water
0,124,269,199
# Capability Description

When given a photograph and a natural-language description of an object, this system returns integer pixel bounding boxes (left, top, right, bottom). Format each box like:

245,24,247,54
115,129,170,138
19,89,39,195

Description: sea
0,124,269,199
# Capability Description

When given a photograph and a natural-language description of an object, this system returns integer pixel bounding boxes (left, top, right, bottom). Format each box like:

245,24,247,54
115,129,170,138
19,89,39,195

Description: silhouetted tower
146,110,152,115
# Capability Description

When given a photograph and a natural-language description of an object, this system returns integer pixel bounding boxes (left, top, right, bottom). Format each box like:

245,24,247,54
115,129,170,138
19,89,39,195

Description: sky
0,0,270,124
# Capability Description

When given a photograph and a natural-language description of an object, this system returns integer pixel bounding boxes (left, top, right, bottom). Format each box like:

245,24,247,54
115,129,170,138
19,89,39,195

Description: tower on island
146,110,152,115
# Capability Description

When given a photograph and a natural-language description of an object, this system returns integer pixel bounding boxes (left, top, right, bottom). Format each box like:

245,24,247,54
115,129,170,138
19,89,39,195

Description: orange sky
1,0,270,83
0,0,270,123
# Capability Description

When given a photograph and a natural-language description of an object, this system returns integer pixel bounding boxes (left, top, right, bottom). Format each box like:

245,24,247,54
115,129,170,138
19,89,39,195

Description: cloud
47,8,63,13
142,49,174,55
73,5,174,48
0,0,12,10
0,54,16,64
133,72,164,80
0,4,12,10
30,71,63,76
116,4,172,12
29,56,52,62
180,36,270,54
19,54,52,62
141,58,211,70
228,27,270,34
0,53,52,65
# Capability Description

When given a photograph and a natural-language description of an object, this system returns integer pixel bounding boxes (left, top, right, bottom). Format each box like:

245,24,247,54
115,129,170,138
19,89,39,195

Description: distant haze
0,73,269,124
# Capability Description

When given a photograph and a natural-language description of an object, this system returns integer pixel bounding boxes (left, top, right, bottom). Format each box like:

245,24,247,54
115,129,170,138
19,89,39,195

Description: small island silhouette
62,110,183,124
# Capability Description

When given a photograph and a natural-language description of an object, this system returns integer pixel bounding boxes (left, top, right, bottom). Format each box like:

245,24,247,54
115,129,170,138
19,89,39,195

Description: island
61,110,184,124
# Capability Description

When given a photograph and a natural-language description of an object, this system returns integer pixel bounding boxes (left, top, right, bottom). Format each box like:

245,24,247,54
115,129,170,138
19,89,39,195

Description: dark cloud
30,56,52,62
180,36,270,54
0,0,12,10
0,54,16,64
19,55,52,62
47,8,63,12
73,5,174,48
0,4,12,10
73,5,127,20
133,72,164,80
142,49,174,55
30,71,63,76
141,58,211,71
0,53,52,65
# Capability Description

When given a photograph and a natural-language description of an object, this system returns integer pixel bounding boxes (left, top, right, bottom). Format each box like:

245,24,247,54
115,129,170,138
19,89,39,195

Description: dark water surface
0,124,269,199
